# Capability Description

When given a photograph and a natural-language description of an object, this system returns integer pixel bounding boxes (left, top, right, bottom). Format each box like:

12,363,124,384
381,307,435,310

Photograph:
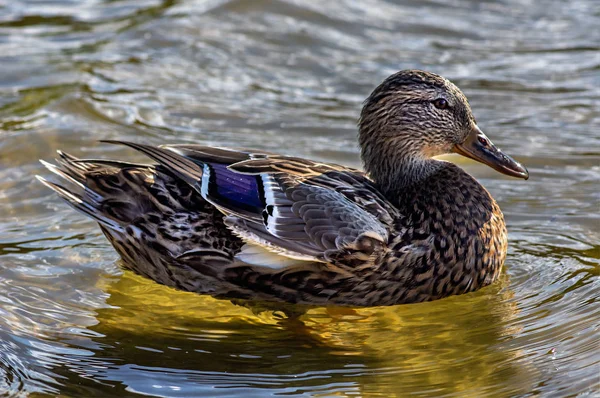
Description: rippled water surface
1,0,599,396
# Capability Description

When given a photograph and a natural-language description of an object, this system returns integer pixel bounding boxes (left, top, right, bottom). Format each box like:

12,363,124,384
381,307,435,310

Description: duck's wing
105,141,398,266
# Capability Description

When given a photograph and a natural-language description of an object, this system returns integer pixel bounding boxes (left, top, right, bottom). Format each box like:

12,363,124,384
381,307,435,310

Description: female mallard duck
37,70,528,306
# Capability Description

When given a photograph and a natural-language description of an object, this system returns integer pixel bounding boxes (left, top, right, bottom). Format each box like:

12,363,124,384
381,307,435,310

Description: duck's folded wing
225,173,391,263
104,141,396,265
224,159,396,265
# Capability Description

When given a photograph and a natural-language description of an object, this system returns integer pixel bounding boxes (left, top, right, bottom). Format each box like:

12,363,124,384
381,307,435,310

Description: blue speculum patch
208,162,265,212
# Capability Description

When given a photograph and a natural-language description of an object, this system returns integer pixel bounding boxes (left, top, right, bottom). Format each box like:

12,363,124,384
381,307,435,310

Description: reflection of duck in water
85,272,530,397
37,70,528,306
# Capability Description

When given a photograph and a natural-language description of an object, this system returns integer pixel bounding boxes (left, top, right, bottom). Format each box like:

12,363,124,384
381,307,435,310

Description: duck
37,70,528,307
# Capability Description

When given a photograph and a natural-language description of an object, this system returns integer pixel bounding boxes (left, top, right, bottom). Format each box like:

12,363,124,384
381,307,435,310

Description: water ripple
0,0,599,396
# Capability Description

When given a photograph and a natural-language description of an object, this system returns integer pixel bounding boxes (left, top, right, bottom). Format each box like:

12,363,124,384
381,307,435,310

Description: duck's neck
364,155,445,199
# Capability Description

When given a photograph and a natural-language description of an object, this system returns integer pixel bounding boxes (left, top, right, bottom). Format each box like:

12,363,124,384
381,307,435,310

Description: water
1,0,599,396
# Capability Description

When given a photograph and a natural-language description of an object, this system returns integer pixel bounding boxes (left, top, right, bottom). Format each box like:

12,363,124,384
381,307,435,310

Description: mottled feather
37,70,525,306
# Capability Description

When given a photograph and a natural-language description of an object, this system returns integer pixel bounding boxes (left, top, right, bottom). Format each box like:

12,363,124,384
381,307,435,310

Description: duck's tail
36,151,150,232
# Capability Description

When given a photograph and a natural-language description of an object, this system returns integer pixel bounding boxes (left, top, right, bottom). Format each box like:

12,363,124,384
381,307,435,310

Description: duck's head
359,70,528,189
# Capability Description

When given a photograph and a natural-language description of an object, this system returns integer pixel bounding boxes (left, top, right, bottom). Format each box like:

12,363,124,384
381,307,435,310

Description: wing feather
104,142,400,266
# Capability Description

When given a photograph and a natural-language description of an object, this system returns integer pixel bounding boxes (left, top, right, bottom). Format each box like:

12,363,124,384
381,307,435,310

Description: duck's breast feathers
106,141,399,265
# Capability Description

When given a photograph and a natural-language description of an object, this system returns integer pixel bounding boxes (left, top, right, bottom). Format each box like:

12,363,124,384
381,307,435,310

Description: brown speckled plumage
37,70,527,306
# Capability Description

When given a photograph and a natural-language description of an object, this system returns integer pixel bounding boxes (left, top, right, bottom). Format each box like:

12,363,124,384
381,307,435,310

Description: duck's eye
432,98,449,110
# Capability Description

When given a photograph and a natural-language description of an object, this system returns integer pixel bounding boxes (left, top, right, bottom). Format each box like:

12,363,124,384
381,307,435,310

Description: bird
37,70,529,307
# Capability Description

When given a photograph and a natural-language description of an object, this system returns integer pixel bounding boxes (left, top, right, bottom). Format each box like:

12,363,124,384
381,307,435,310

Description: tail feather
56,150,98,181
39,159,85,189
35,175,124,232
37,151,154,231
71,159,151,169
37,150,192,228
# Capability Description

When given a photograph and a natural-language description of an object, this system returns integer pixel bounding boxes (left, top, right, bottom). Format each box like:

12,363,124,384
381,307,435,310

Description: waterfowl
37,70,528,307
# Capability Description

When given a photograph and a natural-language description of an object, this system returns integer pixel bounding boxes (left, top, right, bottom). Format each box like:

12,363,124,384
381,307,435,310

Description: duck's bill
454,125,529,180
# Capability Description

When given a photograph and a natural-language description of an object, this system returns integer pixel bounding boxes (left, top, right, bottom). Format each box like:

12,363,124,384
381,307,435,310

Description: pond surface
1,0,599,396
